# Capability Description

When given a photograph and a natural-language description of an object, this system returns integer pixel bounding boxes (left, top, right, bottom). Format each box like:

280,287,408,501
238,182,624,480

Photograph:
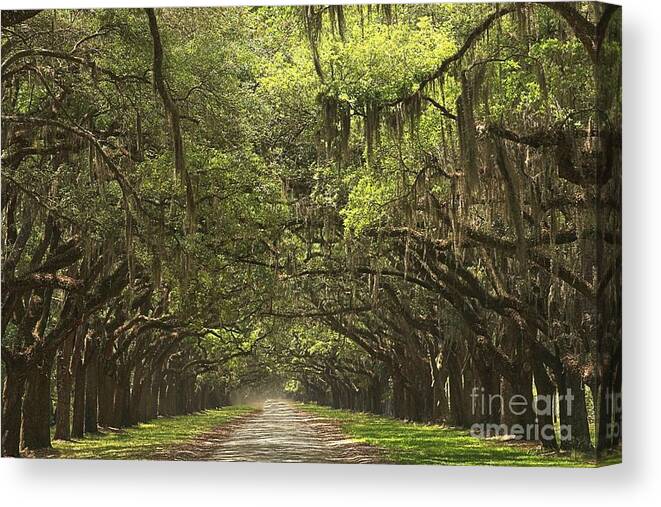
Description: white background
1,0,658,505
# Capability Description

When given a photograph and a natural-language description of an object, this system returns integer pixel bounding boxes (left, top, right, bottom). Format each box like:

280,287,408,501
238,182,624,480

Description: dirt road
208,399,380,463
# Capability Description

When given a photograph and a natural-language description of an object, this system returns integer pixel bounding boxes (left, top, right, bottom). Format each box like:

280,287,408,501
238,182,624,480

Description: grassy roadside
298,403,597,467
35,406,256,460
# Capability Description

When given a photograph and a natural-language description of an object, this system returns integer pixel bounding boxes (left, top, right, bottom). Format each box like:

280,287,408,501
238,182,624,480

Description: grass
34,402,619,466
42,406,256,460
298,403,600,467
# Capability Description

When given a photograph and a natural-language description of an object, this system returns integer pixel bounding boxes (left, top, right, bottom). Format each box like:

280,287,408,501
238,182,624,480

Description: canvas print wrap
1,2,621,466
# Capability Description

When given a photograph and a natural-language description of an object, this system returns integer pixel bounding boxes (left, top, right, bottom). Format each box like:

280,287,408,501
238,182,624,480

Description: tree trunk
158,374,170,416
129,362,146,424
112,367,131,427
499,323,535,438
71,355,86,438
391,369,405,419
21,355,54,450
369,372,383,414
558,365,592,452
473,355,501,425
84,352,99,433
1,356,27,456
139,374,151,422
431,354,448,422
533,360,558,449
54,336,73,440
148,370,162,419
447,351,466,427
461,362,478,426
200,383,208,411
97,362,115,426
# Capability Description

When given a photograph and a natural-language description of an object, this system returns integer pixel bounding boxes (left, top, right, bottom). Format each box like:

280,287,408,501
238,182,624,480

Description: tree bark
97,363,114,426
447,350,466,427
558,365,593,452
84,350,99,433
391,369,405,419
21,355,54,450
112,367,131,427
71,358,86,438
533,360,559,449
70,333,87,438
1,355,27,456
54,335,74,440
97,344,114,426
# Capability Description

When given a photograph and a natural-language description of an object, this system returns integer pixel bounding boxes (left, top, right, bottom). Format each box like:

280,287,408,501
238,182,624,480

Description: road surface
162,399,381,463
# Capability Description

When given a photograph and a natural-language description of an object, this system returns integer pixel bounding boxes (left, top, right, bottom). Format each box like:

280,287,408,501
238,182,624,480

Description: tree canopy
1,3,621,460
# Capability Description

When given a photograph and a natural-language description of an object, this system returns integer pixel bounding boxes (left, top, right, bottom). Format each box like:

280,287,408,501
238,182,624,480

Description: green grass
44,406,256,460
298,403,597,467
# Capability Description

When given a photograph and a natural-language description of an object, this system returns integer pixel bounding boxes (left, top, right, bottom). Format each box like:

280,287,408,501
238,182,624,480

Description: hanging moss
328,5,346,41
516,4,530,47
403,90,423,139
302,6,324,80
385,106,403,143
88,135,95,183
152,251,162,289
535,62,549,105
493,137,527,270
319,94,348,162
456,72,479,194
136,111,144,161
365,101,380,165
379,4,394,25
339,103,351,165
124,197,135,300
